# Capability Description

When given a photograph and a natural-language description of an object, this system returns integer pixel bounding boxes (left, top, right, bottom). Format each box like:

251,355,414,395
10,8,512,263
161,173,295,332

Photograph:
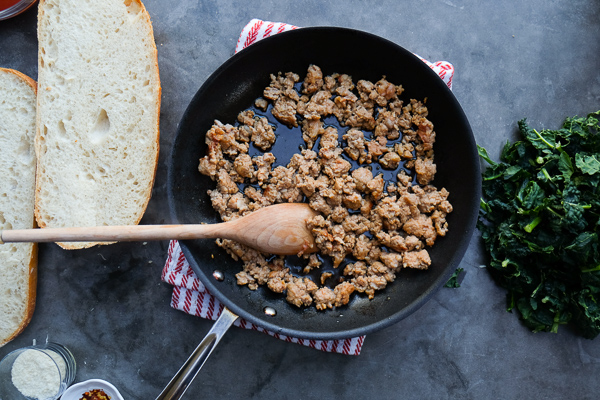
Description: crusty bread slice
0,68,38,347
35,0,161,249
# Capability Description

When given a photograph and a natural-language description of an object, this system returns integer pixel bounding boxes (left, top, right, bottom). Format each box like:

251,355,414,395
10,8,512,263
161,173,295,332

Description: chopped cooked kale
478,111,600,338
444,268,464,288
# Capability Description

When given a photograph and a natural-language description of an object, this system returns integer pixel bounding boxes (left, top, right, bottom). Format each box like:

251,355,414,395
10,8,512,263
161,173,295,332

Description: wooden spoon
0,203,318,255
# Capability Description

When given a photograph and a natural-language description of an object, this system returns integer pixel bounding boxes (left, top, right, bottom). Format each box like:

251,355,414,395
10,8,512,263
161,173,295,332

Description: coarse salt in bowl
0,342,76,400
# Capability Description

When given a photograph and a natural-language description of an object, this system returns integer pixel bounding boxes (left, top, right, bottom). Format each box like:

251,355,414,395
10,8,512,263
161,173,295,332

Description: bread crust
34,0,161,249
0,68,38,347
0,67,37,92
125,0,162,227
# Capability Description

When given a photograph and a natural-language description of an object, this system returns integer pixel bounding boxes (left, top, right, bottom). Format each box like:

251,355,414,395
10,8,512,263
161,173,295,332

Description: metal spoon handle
155,308,239,400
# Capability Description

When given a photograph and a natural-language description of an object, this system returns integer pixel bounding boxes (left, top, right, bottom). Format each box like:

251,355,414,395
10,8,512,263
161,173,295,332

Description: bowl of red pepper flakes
61,379,124,400
80,388,111,400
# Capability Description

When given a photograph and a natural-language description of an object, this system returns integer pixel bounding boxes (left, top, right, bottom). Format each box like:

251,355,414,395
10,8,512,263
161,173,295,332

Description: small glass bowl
0,342,76,400
0,0,37,21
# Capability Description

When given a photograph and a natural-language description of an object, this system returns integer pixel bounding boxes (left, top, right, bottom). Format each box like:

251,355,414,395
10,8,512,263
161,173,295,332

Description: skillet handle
155,308,239,400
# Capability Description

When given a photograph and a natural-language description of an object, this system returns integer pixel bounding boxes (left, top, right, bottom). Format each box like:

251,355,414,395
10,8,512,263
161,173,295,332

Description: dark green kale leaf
576,153,600,175
478,111,600,339
445,268,464,288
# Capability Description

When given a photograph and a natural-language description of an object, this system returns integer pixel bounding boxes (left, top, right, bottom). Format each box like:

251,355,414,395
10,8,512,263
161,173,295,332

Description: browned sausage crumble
198,65,453,310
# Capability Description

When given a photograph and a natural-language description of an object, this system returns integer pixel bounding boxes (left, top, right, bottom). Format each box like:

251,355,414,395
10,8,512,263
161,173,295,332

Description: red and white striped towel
235,19,454,89
161,19,455,356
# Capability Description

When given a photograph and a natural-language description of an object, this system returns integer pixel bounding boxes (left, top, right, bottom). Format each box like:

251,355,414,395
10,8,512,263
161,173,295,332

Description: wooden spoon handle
0,224,223,244
0,203,318,255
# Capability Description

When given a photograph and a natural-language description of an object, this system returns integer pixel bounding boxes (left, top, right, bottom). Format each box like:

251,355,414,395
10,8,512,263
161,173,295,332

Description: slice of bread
0,68,38,347
35,0,161,249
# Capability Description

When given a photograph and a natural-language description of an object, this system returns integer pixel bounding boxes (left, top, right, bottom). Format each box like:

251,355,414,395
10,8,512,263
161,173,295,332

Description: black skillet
161,26,480,399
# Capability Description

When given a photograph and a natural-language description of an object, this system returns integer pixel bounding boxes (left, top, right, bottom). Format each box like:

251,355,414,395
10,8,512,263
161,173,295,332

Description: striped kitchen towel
235,19,454,89
162,19,455,356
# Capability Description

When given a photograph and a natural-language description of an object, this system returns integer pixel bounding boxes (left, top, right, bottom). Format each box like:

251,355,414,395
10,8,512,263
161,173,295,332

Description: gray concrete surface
1,1,599,399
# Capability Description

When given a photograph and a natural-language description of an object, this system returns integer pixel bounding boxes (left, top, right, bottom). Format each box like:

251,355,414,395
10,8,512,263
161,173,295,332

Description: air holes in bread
83,173,95,182
90,108,110,144
57,120,67,138
17,141,33,165
124,0,141,15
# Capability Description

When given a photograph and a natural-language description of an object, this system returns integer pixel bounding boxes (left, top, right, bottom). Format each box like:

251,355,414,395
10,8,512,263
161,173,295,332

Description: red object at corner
0,0,20,11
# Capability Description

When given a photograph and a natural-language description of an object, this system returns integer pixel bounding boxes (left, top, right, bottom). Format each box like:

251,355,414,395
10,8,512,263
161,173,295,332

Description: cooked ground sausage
198,65,452,310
